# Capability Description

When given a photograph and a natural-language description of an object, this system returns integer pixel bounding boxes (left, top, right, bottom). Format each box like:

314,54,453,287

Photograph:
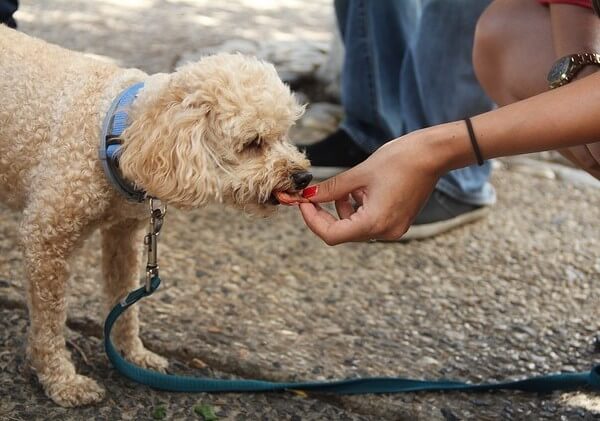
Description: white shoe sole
397,206,490,242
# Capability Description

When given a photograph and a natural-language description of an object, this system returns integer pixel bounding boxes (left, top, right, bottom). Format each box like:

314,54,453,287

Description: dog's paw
46,374,105,407
125,348,169,373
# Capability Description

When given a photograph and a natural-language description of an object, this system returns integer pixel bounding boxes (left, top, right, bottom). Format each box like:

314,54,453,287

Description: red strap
537,0,593,9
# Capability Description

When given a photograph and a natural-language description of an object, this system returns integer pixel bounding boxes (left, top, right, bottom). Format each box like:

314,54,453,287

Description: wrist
416,121,479,176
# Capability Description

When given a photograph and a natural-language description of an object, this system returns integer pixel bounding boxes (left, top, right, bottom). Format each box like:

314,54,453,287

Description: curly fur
0,25,309,407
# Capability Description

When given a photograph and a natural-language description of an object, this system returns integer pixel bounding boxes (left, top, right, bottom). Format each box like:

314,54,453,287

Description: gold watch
547,53,600,89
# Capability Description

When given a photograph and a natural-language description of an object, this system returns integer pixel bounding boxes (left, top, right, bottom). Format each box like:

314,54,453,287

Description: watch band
571,52,600,66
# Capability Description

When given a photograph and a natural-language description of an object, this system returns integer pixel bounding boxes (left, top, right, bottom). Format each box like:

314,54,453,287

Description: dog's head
119,53,311,214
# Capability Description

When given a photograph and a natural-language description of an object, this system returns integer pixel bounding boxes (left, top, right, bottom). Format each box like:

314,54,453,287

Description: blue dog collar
99,82,146,202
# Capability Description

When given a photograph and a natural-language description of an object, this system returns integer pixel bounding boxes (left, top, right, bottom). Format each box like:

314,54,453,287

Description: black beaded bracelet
464,118,484,166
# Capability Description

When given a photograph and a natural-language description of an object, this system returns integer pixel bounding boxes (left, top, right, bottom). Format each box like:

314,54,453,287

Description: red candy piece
274,191,308,206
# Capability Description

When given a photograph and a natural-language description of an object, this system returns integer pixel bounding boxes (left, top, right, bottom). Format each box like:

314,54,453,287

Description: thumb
302,167,363,203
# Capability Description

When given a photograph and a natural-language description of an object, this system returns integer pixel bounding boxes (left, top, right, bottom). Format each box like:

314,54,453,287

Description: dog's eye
246,136,262,149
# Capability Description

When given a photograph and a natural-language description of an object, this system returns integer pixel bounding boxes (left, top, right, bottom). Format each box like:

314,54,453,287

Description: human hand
298,132,443,245
560,142,600,179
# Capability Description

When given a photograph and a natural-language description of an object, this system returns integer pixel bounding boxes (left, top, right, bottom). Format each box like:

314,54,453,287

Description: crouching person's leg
473,0,600,178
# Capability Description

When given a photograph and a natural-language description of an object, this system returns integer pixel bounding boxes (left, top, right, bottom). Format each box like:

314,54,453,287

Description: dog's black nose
292,171,313,190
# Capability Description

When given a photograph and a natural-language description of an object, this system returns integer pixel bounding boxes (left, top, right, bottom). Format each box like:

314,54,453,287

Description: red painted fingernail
302,185,318,198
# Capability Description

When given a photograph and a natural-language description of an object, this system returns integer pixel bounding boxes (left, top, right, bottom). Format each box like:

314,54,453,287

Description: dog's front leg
101,219,168,372
21,205,105,407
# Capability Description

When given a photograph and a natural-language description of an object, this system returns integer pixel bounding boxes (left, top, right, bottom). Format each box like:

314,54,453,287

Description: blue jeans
335,0,496,206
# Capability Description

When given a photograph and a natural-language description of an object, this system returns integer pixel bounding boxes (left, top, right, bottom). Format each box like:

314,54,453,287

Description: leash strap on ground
104,276,600,394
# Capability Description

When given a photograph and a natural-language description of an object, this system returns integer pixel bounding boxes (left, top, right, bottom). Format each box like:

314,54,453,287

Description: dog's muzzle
269,171,313,205
292,171,312,190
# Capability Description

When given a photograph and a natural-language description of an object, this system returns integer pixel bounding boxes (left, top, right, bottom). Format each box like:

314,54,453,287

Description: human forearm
423,71,600,173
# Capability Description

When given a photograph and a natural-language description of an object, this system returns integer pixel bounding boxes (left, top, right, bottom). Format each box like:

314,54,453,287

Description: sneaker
400,190,490,241
302,128,369,179
1,17,16,28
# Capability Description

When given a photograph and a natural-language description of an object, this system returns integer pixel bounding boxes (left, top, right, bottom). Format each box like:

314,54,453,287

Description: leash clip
144,197,167,291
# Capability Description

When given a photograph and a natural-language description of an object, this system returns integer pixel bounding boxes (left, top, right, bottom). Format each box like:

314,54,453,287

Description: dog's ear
119,98,221,209
181,90,213,114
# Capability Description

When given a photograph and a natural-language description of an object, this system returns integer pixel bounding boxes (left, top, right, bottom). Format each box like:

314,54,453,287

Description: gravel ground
2,169,599,420
1,1,600,420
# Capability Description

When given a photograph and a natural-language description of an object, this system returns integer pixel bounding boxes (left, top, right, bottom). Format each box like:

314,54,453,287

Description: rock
554,165,600,188
176,39,259,67
510,163,556,180
593,336,600,354
190,358,207,368
514,332,529,342
176,36,340,101
440,407,460,421
530,355,547,364
594,258,600,274
215,39,259,55
491,159,506,170
565,266,584,283
561,393,600,414
300,102,343,132
501,156,600,188
417,356,440,367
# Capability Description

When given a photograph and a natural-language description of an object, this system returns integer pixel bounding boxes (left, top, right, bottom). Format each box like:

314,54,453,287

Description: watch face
547,56,573,85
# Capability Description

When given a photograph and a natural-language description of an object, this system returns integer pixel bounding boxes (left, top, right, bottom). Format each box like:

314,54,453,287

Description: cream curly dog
0,26,311,407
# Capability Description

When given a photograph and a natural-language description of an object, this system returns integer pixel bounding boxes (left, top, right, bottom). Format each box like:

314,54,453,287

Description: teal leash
103,199,600,394
104,275,600,394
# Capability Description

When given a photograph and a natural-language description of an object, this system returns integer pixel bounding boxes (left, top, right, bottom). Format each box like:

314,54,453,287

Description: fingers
351,189,366,207
302,166,365,203
558,147,579,166
586,144,600,179
560,145,600,178
587,142,600,164
299,202,373,245
335,195,355,219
